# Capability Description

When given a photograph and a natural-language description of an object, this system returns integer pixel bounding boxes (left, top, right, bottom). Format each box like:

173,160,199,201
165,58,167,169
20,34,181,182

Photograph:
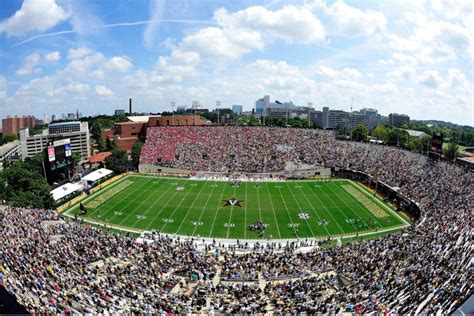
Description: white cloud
386,66,416,80
0,0,69,37
64,51,105,77
143,0,166,50
418,70,442,89
105,56,133,72
166,4,325,63
95,85,114,96
16,53,42,76
316,65,361,79
315,0,387,37
68,47,94,59
45,51,61,63
215,5,325,43
0,76,6,99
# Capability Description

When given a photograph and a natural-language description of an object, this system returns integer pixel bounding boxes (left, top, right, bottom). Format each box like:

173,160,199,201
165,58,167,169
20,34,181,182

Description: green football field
63,175,409,240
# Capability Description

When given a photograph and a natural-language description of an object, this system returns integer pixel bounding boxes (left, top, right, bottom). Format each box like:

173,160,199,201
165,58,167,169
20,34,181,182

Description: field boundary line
62,174,132,216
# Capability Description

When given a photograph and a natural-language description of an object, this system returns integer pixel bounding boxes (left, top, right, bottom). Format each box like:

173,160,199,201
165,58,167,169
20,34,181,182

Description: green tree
131,140,143,167
444,142,458,160
3,134,18,143
97,137,108,152
387,128,409,146
71,152,81,168
351,124,368,142
372,125,389,143
0,157,53,208
90,121,103,142
105,149,129,174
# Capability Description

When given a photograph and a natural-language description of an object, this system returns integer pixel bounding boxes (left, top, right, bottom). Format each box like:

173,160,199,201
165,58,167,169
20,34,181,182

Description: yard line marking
96,177,157,223
128,179,178,228
244,182,248,239
263,182,282,239
158,180,201,232
302,182,345,235
226,183,238,238
320,182,368,232
175,181,209,234
274,183,301,236
79,175,144,219
144,179,191,231
117,178,174,227
191,181,218,236
284,182,316,237
330,181,386,228
297,182,332,236
208,183,228,238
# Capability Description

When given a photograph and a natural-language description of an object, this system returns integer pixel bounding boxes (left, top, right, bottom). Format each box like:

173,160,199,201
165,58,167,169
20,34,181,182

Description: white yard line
318,182,363,232
226,184,238,238
175,181,209,234
191,182,218,236
284,182,316,237
128,179,175,228
330,181,386,228
296,183,332,237
208,183,228,238
143,180,189,231
302,182,346,234
263,182,282,239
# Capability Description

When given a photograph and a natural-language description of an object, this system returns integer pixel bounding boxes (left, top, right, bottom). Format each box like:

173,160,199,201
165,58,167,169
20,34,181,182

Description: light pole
171,101,176,126
216,101,221,126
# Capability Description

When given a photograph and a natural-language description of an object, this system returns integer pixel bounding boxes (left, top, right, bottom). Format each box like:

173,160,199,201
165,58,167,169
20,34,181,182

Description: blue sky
0,0,472,126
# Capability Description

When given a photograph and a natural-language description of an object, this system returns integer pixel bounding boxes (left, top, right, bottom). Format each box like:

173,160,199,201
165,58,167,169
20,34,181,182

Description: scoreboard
44,139,74,184
430,132,443,154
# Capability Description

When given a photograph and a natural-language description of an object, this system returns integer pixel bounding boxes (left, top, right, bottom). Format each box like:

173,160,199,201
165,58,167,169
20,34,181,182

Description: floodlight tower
216,101,221,125
171,101,176,126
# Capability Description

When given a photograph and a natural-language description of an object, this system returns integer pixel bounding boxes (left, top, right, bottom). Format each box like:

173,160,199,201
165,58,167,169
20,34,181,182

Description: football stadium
1,126,472,314
1,0,473,314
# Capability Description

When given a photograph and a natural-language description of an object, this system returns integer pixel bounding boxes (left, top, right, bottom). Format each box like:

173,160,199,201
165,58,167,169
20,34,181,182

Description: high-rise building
19,121,90,160
255,95,313,119
2,115,36,136
232,105,243,114
115,109,125,116
389,113,410,127
313,107,378,130
359,108,378,116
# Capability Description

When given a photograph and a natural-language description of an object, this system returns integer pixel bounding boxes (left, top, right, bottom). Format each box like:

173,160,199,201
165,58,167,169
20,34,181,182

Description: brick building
147,115,208,127
101,115,208,153
2,115,36,136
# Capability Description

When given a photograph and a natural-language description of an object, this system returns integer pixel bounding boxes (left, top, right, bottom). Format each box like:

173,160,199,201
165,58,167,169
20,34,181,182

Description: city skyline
0,0,473,126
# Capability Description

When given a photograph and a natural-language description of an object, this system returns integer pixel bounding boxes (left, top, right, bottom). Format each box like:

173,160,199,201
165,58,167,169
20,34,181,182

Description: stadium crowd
1,127,472,313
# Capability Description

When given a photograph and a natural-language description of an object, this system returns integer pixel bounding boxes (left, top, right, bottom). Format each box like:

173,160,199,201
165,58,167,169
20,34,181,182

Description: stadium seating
1,128,472,314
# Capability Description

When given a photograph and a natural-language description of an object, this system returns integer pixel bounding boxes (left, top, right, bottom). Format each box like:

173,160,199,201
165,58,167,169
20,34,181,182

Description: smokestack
129,98,132,114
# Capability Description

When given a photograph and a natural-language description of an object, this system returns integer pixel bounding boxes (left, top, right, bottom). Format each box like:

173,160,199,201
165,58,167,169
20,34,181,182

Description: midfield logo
223,197,243,208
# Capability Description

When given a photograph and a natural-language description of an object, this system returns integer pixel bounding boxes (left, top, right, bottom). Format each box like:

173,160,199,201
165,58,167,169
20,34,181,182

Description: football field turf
64,175,409,240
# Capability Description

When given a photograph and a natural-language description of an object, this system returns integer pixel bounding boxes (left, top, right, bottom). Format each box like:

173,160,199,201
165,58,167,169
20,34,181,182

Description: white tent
51,183,83,202
81,168,113,186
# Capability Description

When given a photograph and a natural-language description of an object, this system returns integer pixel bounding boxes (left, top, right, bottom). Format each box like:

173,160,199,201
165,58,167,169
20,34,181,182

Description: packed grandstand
1,127,472,314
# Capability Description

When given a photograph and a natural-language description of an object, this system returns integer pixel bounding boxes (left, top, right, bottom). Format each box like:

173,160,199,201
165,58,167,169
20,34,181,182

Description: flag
79,203,87,215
